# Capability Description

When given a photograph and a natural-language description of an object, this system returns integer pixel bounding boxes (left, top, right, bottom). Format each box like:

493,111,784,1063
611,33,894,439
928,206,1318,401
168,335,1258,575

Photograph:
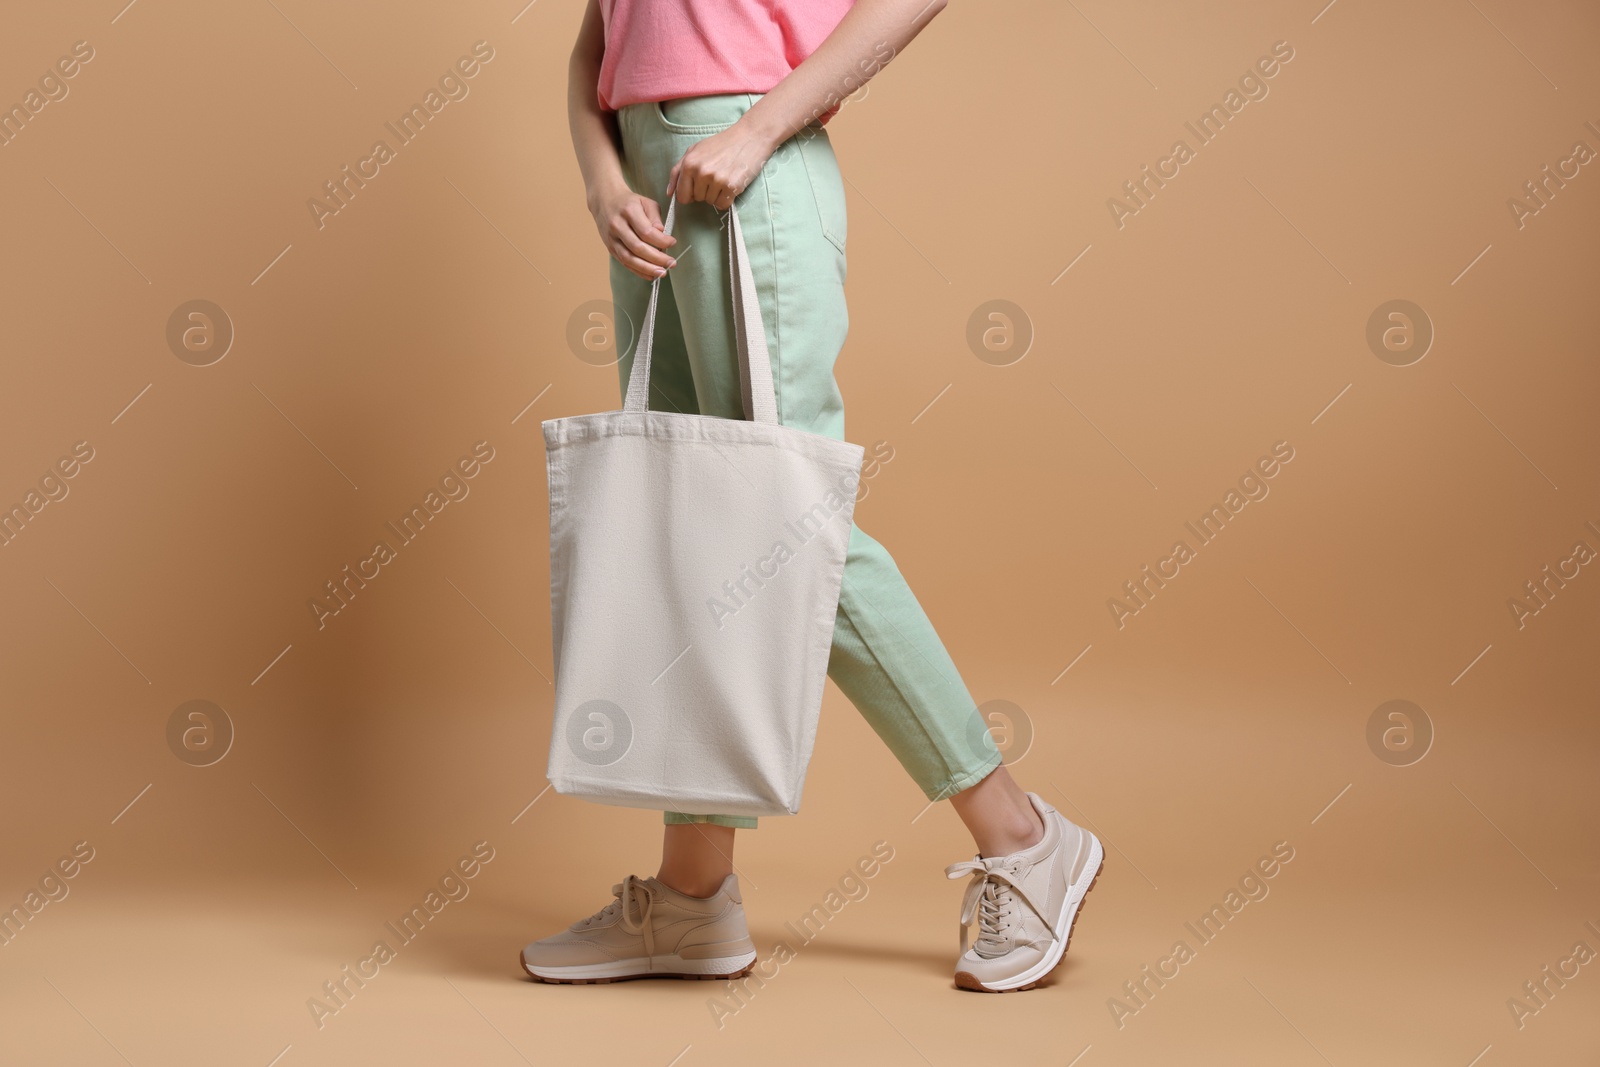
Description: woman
521,0,1103,993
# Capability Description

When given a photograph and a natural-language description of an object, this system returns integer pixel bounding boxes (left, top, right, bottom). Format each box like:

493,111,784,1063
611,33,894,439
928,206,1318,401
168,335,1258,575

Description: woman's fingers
670,135,755,208
695,171,722,205
609,237,668,280
608,200,677,279
590,187,682,279
675,165,701,204
611,220,676,272
624,200,676,250
666,124,770,210
676,147,716,205
704,177,730,208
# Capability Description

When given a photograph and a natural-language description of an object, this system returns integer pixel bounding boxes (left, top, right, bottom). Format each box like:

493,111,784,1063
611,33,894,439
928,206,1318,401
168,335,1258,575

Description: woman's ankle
948,765,1046,857
655,869,728,898
976,804,1045,857
657,822,737,897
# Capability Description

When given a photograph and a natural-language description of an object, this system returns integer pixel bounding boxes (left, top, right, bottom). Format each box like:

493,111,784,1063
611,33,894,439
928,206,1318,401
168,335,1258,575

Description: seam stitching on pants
835,585,961,790
930,750,1003,803
750,94,784,425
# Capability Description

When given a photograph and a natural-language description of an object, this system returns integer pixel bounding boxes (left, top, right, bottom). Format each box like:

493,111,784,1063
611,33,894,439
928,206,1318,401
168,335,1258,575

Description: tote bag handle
621,196,780,426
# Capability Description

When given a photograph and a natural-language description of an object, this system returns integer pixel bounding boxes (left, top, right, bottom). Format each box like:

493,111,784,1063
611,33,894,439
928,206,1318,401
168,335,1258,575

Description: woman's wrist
586,171,631,217
738,105,792,157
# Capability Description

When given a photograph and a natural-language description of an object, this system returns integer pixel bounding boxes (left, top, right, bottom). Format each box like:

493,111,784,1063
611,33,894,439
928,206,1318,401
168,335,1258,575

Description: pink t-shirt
597,0,855,112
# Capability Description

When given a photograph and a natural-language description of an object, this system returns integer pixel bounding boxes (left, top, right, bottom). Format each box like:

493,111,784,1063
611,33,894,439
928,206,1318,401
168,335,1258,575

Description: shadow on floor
410,901,1086,995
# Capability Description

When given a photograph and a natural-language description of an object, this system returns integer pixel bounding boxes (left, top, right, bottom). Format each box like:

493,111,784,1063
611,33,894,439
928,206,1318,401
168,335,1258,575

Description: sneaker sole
955,833,1104,993
522,949,757,985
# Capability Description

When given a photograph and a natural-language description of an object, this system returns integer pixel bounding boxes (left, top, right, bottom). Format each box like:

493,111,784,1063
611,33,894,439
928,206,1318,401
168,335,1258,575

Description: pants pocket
794,128,848,257
655,94,749,134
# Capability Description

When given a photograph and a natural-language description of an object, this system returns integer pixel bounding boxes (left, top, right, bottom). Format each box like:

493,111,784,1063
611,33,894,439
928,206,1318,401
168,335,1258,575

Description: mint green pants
610,93,1001,829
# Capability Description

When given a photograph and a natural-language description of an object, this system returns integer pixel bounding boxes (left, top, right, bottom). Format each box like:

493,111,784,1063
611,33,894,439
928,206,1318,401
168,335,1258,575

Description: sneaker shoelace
574,874,657,956
944,858,1050,959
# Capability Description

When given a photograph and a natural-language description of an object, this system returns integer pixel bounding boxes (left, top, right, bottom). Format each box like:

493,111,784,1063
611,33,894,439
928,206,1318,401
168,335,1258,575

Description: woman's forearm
740,0,947,153
568,0,629,214
569,0,676,277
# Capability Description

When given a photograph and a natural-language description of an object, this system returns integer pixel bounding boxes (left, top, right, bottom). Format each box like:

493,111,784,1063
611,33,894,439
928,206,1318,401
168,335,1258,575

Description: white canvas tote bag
543,197,864,818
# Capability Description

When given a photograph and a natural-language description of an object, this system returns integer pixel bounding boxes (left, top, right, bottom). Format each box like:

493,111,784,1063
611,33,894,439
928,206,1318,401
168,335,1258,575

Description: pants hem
663,811,759,830
924,749,1005,803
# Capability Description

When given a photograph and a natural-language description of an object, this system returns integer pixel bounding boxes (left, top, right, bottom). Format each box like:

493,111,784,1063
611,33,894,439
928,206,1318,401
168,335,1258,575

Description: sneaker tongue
574,878,637,930
971,878,1014,959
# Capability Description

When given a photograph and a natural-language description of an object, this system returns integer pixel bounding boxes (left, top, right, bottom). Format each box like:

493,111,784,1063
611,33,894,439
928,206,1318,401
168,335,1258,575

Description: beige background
2,0,1597,1063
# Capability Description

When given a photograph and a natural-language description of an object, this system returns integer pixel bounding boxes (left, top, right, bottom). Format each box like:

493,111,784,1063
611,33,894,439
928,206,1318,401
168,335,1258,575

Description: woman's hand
590,182,678,280
668,120,780,210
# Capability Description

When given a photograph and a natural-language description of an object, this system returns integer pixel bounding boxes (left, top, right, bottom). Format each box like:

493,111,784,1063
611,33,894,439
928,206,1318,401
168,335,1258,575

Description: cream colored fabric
945,792,1101,989
521,873,756,976
544,197,864,817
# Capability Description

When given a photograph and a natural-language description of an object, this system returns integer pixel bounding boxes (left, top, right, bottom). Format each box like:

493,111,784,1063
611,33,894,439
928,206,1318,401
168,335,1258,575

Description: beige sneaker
520,873,757,984
944,792,1104,992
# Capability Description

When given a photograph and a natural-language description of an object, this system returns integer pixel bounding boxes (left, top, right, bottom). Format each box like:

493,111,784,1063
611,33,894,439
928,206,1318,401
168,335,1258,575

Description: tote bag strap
621,196,780,426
